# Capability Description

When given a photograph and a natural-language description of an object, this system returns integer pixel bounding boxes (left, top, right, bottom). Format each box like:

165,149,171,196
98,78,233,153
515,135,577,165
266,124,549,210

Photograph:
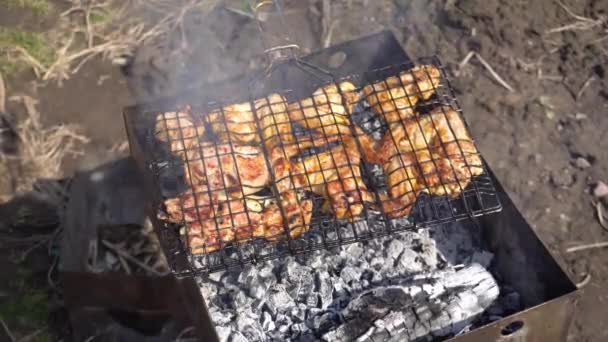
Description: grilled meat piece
376,106,483,218
363,65,441,124
294,137,374,220
167,189,311,253
207,102,258,144
183,141,269,195
206,94,292,144
155,109,206,160
287,82,359,138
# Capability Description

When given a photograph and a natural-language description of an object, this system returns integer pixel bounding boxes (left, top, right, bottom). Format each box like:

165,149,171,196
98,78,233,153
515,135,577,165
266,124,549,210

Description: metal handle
250,0,300,63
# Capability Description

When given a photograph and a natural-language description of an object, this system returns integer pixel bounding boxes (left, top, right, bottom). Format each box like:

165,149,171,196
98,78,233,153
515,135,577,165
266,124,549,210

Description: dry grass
5,0,221,83
0,95,89,204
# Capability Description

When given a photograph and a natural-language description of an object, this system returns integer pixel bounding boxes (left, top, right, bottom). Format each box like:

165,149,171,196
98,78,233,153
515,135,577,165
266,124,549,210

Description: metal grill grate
134,56,501,276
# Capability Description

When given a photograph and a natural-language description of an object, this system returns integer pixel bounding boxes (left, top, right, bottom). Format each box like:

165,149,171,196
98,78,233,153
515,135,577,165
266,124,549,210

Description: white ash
198,220,521,341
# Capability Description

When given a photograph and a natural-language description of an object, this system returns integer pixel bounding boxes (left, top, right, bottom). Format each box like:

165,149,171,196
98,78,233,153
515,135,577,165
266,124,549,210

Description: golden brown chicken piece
185,197,264,253
155,109,206,161
363,65,441,124
376,106,483,218
293,137,374,220
288,82,359,138
182,141,269,196
206,94,292,144
167,187,312,253
255,94,294,143
261,191,313,241
207,102,258,144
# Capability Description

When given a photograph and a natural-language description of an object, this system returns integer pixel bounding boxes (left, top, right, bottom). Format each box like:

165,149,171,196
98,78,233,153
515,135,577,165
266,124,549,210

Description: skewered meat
363,65,441,124
287,82,359,138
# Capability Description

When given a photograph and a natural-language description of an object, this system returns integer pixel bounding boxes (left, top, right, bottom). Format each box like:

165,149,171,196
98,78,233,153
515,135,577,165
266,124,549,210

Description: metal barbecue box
124,31,578,341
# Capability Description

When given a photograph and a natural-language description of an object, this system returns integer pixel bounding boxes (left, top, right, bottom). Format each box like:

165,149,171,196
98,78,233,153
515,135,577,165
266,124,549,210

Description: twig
474,53,515,92
547,1,605,34
0,318,16,342
116,250,132,274
101,240,165,276
594,201,608,232
576,273,592,289
175,326,195,341
0,70,5,113
17,326,47,342
566,241,608,253
576,75,595,101
224,6,254,19
12,235,52,263
455,51,475,77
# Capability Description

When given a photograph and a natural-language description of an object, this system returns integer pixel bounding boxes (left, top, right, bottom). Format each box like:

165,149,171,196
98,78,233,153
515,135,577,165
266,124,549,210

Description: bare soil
1,0,608,341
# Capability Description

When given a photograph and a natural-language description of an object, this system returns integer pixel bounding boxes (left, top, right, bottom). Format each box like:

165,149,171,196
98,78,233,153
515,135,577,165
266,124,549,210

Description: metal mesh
139,56,501,276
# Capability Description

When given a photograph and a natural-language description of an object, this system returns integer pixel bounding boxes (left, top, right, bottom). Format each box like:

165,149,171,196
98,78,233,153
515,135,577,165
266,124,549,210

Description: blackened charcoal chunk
306,293,319,308
291,322,309,336
266,286,295,315
370,257,384,270
276,314,293,334
316,271,333,310
333,278,350,298
291,303,307,323
340,266,362,285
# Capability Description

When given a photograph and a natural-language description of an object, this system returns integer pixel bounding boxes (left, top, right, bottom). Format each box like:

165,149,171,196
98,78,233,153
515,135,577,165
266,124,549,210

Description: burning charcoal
285,267,315,301
316,271,333,309
340,266,362,285
306,293,318,308
229,331,248,342
233,291,254,310
261,311,275,332
236,312,265,342
209,308,235,326
341,244,364,261
275,313,292,334
371,271,384,285
395,249,425,274
216,326,232,341
386,240,405,261
291,303,307,323
370,256,384,270
332,277,350,298
291,322,309,334
266,285,295,315
237,265,259,286
199,282,218,299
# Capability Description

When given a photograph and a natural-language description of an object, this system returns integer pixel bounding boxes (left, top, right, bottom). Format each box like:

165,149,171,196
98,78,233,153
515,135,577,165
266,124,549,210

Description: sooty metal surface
124,32,501,276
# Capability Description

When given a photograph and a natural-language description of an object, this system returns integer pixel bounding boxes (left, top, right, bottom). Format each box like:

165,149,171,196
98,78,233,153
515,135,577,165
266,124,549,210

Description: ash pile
198,220,522,342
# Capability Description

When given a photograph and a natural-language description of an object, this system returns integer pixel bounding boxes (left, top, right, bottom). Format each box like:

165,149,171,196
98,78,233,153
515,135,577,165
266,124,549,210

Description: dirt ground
1,0,608,341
